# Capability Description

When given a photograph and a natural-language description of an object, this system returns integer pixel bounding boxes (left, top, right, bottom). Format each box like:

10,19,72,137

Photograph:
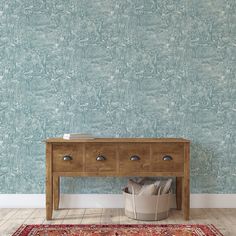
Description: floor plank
12,209,35,220
81,208,103,224
46,209,69,224
0,208,235,235
101,208,120,224
24,209,45,224
0,209,18,221
62,209,85,224
0,220,5,228
0,220,24,236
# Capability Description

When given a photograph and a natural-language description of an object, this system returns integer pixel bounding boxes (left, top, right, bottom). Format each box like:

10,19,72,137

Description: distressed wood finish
45,138,190,220
176,177,182,210
183,142,190,220
119,143,151,173
52,171,184,177
85,143,117,173
53,176,60,210
151,143,184,172
46,138,190,143
1,208,236,235
46,143,53,220
53,144,84,172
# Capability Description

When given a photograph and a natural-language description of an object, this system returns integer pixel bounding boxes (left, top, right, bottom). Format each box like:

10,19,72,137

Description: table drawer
53,144,83,172
85,143,117,172
151,143,184,172
119,143,150,173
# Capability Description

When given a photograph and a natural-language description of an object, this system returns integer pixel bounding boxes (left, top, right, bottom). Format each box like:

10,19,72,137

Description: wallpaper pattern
0,0,235,193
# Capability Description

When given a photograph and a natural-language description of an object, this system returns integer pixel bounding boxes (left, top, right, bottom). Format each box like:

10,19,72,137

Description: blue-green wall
0,0,235,194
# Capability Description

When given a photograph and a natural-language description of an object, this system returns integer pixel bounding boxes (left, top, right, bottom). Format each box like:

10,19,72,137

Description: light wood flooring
0,208,235,235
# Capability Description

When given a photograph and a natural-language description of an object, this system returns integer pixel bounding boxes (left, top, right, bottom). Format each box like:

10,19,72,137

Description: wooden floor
0,208,235,235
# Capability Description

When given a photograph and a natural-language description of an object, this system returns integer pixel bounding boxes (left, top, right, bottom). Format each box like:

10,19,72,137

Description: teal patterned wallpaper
0,0,235,194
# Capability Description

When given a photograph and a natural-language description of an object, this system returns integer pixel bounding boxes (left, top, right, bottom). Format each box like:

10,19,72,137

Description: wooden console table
45,138,190,220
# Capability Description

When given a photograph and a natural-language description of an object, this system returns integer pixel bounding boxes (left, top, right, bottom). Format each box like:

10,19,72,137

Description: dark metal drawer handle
96,155,106,161
130,155,140,161
63,155,73,161
163,155,173,161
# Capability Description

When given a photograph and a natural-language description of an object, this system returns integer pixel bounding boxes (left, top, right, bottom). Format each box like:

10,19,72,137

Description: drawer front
119,143,150,173
151,143,184,172
85,143,117,172
53,144,83,172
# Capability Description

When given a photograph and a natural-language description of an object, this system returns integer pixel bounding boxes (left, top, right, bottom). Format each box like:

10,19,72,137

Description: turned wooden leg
46,143,53,220
183,143,190,220
53,176,60,210
176,177,182,210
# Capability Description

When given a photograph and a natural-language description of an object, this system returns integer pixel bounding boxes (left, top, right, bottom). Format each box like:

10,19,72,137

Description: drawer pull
130,155,140,161
96,155,106,161
63,155,73,161
163,155,173,161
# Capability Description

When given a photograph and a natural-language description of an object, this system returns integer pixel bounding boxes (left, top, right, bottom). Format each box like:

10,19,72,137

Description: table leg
183,143,190,220
53,176,60,210
46,143,53,220
176,177,182,210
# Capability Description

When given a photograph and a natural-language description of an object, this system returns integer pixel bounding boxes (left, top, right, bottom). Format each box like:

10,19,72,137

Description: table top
45,137,190,143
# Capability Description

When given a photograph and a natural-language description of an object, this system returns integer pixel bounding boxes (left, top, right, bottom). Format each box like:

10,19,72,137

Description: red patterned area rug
12,224,223,236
